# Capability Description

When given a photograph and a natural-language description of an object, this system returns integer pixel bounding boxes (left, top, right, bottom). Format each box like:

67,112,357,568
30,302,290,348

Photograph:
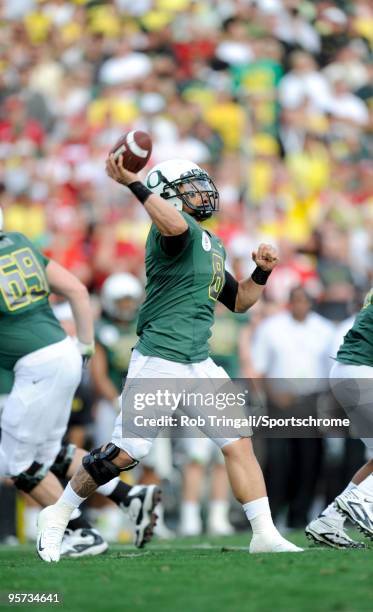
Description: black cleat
125,485,161,548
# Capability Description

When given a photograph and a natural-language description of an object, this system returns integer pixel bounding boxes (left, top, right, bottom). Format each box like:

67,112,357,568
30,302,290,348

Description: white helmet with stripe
145,159,219,220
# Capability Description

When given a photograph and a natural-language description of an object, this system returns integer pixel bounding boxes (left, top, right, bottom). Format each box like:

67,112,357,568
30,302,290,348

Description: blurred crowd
1,0,372,299
0,0,372,542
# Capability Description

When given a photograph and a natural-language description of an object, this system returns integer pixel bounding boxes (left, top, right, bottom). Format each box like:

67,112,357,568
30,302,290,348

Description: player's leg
48,443,114,556
207,451,234,536
37,349,162,561
29,337,106,560
38,440,159,562
65,444,162,542
65,445,131,511
191,357,302,552
13,467,107,558
0,339,76,505
335,450,373,540
180,438,233,536
1,386,106,556
179,438,208,536
220,438,302,552
307,362,373,545
306,457,372,548
1,352,109,553
21,470,64,507
330,363,373,538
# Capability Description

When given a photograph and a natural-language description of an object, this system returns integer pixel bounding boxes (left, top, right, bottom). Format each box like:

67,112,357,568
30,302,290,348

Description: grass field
0,534,372,612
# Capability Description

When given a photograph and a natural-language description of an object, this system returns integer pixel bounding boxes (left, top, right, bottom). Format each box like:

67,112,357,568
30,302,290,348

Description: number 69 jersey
0,232,65,369
136,212,226,363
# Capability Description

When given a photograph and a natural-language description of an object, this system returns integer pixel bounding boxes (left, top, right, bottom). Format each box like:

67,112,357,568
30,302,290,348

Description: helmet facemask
159,169,219,221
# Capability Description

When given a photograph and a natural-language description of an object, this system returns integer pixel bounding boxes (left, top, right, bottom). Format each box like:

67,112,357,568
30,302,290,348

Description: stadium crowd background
0,0,372,543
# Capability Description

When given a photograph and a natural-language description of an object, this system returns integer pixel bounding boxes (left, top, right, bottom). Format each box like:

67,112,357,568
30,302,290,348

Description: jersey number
209,253,224,301
0,247,49,312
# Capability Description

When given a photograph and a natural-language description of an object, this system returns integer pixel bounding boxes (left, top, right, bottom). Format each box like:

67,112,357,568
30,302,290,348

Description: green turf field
0,534,372,612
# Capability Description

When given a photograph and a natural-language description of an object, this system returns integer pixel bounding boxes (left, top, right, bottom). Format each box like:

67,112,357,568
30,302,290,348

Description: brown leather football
110,130,152,172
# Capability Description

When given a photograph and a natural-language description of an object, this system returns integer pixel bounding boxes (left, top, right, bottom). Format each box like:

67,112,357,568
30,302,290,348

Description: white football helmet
145,159,219,220
101,273,143,322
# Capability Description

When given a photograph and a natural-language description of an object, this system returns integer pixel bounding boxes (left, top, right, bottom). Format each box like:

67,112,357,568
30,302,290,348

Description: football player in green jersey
306,290,373,548
0,222,94,482
0,220,104,555
0,218,159,556
37,155,302,561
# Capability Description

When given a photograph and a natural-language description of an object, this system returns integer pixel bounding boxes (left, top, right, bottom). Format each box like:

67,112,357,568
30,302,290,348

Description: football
110,130,152,172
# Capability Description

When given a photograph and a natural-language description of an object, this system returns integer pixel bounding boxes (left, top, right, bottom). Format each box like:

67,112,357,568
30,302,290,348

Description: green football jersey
336,289,373,367
0,232,66,369
136,212,226,363
96,316,138,393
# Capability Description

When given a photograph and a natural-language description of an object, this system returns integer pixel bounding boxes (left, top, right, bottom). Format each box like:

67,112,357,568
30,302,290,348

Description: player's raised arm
106,154,188,236
46,260,94,354
219,244,278,313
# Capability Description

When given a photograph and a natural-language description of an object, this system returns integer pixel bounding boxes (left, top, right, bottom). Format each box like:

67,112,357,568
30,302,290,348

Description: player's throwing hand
106,154,138,186
252,244,279,272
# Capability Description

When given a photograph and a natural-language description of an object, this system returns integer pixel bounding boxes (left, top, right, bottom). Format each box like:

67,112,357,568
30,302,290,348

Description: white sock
321,501,337,518
96,478,120,497
356,474,373,498
242,497,277,536
321,501,343,521
322,482,356,521
180,502,200,523
209,500,229,521
58,482,86,511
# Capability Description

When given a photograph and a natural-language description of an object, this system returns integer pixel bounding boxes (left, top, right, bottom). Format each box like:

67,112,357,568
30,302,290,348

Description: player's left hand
252,244,279,272
77,340,95,367
106,154,139,186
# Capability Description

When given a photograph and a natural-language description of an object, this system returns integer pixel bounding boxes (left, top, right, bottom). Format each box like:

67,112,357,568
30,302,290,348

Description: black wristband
128,181,152,204
251,266,272,285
